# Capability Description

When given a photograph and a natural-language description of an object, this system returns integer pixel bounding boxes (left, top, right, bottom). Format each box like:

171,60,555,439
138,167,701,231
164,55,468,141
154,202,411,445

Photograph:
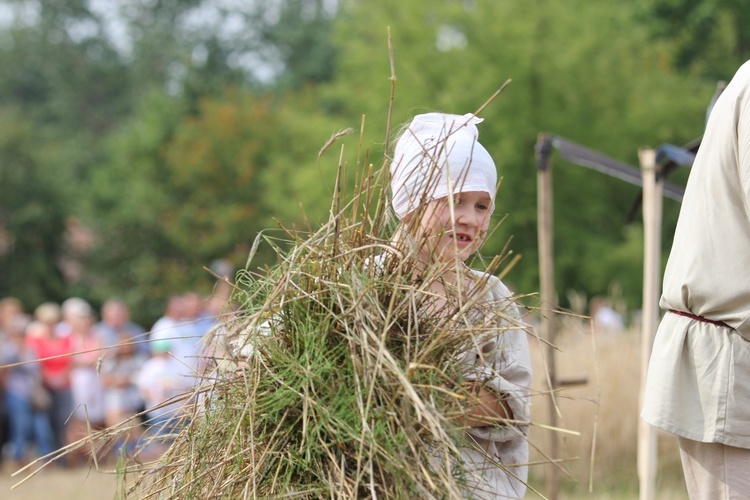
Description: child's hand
461,381,512,428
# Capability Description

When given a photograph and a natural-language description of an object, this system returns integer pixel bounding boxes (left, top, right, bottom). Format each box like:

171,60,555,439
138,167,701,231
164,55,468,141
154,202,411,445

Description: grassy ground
1,463,117,500
1,321,690,499
1,463,686,500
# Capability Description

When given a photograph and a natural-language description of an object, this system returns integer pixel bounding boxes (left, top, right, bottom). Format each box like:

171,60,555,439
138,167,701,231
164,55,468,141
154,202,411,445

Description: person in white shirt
642,60,750,498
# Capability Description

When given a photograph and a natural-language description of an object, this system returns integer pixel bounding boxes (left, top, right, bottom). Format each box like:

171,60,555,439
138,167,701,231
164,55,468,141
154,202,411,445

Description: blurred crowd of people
0,292,226,469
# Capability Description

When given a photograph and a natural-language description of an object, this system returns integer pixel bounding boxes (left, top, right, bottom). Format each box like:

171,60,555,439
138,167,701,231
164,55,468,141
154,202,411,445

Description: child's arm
462,381,512,427
460,273,532,435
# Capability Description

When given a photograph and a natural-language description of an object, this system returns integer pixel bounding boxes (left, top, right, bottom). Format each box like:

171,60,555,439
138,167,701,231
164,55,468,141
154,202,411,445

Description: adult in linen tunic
641,59,750,494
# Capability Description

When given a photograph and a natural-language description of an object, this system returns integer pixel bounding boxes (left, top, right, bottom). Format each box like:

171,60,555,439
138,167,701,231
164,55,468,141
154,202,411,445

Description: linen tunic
457,270,532,499
641,60,750,448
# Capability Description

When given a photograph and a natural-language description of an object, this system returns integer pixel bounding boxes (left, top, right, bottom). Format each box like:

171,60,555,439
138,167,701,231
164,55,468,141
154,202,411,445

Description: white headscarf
390,112,497,219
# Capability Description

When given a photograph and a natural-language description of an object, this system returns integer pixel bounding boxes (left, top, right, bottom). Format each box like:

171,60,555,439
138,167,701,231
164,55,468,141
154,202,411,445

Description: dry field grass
526,318,688,499
1,321,688,499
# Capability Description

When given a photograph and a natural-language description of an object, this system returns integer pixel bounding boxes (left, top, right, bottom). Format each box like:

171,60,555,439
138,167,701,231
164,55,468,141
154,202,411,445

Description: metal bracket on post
536,133,554,172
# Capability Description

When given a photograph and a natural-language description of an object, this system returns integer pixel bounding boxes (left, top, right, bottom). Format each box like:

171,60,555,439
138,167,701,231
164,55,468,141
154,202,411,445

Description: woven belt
668,309,731,328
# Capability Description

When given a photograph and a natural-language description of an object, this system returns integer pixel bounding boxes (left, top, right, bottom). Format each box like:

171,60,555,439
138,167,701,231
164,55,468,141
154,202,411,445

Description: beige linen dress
641,60,750,448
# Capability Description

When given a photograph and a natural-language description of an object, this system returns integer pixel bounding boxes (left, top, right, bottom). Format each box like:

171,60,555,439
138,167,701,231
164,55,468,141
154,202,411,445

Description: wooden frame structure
533,133,696,500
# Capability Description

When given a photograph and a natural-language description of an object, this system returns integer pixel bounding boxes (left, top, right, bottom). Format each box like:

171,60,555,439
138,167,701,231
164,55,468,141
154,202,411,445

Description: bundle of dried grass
121,177,519,497
102,105,531,497
9,81,539,498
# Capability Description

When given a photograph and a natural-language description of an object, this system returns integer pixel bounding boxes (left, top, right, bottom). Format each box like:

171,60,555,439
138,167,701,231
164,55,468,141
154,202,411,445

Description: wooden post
536,133,559,500
638,148,662,500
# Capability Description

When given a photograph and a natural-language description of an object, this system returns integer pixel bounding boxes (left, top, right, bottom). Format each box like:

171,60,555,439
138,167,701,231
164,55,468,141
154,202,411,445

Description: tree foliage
81,87,346,323
0,108,68,307
0,0,129,307
0,0,745,322
639,0,750,79
324,0,719,309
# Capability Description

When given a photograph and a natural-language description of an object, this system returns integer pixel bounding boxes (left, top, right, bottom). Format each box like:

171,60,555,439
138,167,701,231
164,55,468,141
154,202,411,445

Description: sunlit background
2,0,746,324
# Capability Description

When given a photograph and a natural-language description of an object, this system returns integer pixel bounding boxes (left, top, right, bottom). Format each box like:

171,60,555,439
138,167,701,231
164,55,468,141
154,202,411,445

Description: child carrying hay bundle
115,112,533,499
382,112,532,497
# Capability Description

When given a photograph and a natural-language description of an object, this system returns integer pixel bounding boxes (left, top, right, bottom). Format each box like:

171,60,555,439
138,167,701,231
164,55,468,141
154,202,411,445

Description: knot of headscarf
390,112,497,219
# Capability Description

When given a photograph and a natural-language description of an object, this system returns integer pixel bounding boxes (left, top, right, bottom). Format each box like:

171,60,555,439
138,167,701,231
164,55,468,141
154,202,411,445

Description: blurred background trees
0,0,745,325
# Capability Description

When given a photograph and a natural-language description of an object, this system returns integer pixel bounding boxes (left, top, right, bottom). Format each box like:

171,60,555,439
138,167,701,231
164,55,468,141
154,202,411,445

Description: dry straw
114,107,533,497
31,97,537,498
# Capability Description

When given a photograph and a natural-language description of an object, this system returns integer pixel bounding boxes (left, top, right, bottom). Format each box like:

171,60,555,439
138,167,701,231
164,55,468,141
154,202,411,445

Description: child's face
415,190,492,263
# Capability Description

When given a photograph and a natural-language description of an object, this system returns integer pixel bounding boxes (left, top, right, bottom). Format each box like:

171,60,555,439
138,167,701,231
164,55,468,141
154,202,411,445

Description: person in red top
28,303,73,451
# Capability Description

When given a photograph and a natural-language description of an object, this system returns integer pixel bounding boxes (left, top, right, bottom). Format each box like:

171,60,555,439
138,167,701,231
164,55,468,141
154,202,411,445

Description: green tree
0,0,340,314
0,0,130,307
0,108,68,307
116,0,338,98
83,87,345,325
254,0,338,89
2,0,738,320
82,92,187,322
638,0,750,79
324,0,715,310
